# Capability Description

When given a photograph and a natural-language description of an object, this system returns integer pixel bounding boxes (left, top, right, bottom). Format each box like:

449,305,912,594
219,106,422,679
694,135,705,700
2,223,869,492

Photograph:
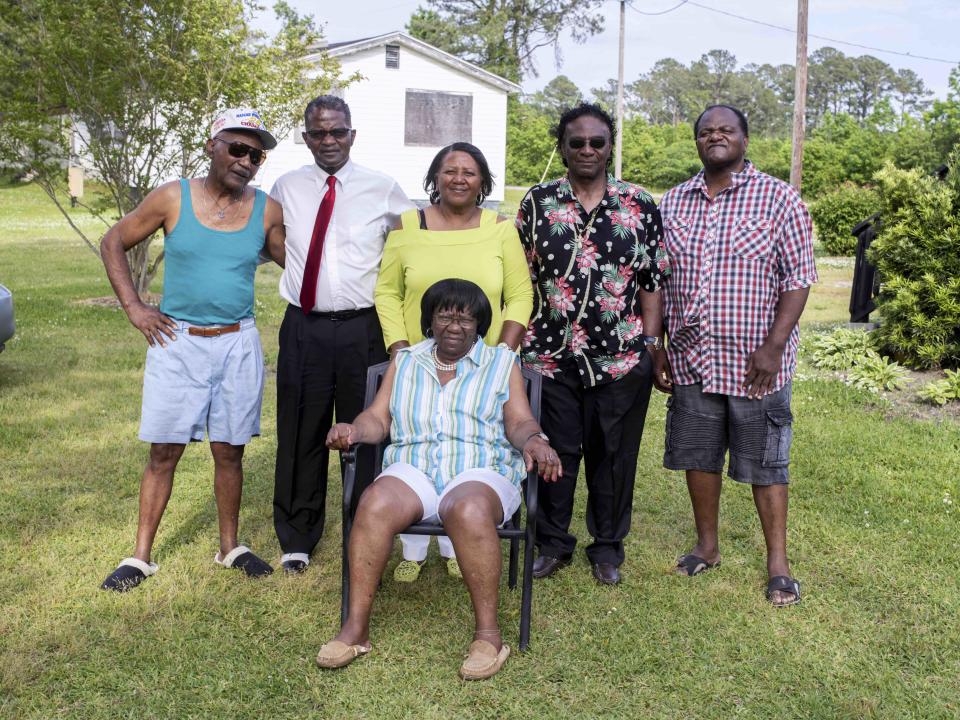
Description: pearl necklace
432,346,458,372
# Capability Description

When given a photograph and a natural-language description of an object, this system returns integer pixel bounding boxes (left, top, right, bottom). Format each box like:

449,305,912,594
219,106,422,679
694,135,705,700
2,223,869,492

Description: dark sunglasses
567,137,608,150
304,127,353,141
214,138,266,166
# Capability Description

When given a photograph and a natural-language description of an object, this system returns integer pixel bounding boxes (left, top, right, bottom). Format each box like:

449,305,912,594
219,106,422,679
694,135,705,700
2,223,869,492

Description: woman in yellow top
375,142,534,582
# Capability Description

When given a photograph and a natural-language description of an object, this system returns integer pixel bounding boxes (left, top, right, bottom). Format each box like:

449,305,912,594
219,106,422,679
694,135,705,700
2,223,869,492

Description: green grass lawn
1,181,958,719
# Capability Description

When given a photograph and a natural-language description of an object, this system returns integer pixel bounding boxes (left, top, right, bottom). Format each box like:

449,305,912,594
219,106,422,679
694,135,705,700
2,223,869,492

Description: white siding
256,44,509,204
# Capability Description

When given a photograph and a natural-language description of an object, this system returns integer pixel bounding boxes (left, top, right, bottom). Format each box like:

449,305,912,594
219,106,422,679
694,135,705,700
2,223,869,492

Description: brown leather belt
187,322,241,337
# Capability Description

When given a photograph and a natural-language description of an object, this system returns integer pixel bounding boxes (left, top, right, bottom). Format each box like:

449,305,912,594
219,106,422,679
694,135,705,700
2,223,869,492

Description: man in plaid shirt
656,104,817,606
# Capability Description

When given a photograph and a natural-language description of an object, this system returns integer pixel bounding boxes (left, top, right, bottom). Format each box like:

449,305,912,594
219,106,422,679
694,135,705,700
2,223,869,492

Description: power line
677,0,960,65
626,0,689,16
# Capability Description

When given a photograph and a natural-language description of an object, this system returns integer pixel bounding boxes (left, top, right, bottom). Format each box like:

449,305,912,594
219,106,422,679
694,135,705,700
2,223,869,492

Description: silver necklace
432,346,458,372
203,177,244,220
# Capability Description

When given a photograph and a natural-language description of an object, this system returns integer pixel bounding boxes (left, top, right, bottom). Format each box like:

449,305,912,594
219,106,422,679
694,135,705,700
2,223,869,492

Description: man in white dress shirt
270,95,413,573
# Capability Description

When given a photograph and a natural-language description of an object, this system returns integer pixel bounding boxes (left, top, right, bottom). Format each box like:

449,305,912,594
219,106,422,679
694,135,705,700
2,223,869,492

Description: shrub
868,146,960,369
916,371,960,405
846,355,911,392
810,183,880,255
918,379,953,405
809,328,878,370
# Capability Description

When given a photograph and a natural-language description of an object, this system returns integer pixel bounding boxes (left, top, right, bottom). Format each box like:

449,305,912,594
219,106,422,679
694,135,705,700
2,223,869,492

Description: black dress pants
536,352,654,566
273,304,387,555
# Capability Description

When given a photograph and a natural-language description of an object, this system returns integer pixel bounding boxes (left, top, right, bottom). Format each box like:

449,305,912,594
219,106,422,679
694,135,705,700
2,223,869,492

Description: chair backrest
358,356,543,483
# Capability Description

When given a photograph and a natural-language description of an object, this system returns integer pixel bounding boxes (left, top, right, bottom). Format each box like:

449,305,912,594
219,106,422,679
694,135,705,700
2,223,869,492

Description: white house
255,31,521,204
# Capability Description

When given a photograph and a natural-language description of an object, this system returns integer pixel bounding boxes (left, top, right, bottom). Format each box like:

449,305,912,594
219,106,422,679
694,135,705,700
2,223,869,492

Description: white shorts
377,462,522,526
139,317,264,445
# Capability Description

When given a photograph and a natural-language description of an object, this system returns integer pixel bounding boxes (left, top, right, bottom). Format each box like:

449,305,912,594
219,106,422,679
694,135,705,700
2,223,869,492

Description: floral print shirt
516,174,670,387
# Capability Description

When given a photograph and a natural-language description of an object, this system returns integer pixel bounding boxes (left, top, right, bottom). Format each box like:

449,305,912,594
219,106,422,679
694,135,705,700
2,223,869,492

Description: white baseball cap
210,108,278,150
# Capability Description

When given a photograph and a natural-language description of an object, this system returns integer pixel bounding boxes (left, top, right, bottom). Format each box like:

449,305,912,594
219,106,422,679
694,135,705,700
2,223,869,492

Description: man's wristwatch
524,431,549,445
642,335,664,351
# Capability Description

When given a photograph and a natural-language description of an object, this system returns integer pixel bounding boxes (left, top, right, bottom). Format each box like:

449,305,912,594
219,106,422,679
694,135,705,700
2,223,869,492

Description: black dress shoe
591,562,621,585
281,559,307,574
532,554,571,579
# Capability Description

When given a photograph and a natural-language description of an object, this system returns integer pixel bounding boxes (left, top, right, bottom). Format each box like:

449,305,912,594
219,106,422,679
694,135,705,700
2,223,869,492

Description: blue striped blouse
383,339,526,494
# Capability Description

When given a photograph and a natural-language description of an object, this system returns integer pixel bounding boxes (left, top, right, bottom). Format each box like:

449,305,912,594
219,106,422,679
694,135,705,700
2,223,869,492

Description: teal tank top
160,179,267,325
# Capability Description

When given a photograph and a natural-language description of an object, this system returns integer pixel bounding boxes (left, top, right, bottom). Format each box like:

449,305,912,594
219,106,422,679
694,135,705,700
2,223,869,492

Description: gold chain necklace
202,177,245,220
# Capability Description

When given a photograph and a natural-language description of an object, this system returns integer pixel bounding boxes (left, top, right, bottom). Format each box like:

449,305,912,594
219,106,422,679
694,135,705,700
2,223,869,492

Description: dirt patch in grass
879,368,960,423
74,293,161,308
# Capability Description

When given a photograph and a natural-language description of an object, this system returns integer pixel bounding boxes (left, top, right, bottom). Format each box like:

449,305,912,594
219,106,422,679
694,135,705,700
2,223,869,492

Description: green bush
846,354,911,392
869,146,960,369
809,327,878,370
809,183,880,255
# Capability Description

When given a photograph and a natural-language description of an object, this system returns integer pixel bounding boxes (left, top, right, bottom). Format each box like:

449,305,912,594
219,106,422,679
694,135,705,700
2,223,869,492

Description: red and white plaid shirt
659,162,817,397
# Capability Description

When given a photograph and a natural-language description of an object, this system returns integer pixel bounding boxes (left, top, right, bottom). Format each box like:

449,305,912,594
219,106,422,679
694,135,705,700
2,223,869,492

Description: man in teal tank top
98,108,287,592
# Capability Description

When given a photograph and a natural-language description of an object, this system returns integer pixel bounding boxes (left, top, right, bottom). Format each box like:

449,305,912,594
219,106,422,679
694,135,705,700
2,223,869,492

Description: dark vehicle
0,284,14,353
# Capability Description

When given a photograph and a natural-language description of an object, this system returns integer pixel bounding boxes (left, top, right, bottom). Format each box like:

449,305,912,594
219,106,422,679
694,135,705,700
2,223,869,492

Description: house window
385,44,400,69
404,90,473,146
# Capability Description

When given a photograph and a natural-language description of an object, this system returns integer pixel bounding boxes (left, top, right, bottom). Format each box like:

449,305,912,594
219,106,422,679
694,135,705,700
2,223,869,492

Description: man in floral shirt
517,103,669,585
658,105,817,606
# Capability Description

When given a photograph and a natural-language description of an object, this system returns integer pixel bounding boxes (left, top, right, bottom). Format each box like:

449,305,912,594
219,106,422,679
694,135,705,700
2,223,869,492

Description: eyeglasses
213,138,266,166
434,313,477,328
303,128,353,141
567,137,608,150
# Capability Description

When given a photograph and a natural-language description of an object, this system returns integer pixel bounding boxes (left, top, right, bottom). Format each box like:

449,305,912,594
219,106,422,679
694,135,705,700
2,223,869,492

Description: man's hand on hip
127,302,177,348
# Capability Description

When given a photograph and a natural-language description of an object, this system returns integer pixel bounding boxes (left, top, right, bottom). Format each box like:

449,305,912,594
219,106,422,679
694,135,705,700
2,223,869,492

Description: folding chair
338,359,542,651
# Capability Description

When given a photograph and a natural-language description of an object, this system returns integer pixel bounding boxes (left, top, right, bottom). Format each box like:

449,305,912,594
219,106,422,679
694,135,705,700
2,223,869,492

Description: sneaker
446,557,462,579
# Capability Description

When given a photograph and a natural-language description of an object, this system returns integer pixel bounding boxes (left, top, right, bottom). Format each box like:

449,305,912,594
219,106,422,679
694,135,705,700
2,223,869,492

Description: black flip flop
766,575,801,606
675,553,720,576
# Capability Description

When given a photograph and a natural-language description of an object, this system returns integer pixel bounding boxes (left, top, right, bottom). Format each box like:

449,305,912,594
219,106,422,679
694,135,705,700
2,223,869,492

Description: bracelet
524,431,549,446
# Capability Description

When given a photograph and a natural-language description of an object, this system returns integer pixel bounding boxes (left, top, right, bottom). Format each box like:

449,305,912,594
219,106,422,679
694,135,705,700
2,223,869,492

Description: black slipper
766,575,801,606
215,545,273,578
675,553,721,576
280,553,309,574
101,558,158,592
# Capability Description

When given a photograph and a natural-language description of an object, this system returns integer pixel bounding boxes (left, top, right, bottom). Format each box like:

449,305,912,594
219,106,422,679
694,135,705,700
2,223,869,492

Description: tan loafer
459,639,510,680
315,639,372,669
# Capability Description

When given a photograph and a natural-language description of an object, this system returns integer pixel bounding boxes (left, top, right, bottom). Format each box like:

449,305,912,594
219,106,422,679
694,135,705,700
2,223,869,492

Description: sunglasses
303,127,353,141
567,137,608,150
214,138,266,166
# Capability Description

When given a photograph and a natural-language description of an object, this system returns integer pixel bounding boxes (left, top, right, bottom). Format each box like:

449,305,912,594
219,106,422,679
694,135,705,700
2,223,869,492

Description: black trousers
273,304,387,555
536,352,654,566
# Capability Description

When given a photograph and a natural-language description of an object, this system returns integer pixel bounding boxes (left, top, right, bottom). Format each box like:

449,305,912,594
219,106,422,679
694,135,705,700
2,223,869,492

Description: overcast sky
269,0,959,99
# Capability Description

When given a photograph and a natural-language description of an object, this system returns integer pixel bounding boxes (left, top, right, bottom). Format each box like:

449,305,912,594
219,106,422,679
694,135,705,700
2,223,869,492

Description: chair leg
340,504,352,627
519,533,535,651
508,536,519,590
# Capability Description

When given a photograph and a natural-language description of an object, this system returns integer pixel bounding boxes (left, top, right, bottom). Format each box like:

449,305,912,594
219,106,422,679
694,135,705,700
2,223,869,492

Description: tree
691,49,739,106
633,58,698,126
925,67,960,158
0,0,345,296
891,68,932,124
529,75,583,116
406,0,605,82
847,55,895,124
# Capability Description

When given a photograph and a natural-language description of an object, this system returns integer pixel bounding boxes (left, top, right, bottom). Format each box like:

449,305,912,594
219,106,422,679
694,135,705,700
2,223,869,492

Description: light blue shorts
139,317,264,446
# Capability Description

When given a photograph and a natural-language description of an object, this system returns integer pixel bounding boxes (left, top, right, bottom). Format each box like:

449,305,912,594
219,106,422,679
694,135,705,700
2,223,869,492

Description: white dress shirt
271,160,413,312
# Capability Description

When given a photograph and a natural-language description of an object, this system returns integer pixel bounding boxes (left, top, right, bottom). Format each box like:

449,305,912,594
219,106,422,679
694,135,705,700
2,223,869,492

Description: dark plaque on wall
404,90,473,146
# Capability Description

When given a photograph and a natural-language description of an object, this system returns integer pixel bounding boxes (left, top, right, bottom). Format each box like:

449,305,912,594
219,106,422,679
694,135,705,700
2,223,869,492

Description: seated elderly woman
318,278,561,680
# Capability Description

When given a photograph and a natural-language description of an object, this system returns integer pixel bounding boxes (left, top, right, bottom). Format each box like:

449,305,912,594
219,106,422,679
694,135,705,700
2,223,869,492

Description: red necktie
300,175,337,313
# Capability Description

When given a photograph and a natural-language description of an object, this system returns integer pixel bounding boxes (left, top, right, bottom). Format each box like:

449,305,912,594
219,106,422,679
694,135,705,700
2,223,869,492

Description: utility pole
615,0,625,178
790,0,809,190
